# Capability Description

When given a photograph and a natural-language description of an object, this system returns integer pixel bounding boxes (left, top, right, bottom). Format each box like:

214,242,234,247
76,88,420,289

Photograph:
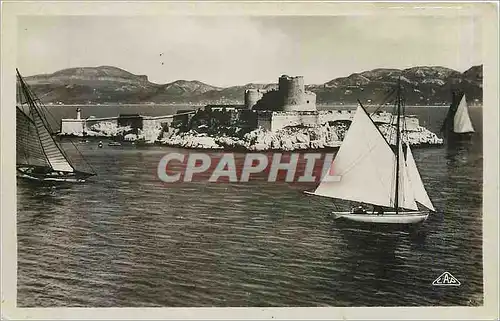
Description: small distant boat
16,69,96,183
304,79,435,225
441,92,475,140
108,141,122,146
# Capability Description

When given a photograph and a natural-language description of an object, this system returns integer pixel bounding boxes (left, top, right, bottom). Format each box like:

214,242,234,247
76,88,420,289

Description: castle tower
279,75,306,111
244,89,263,110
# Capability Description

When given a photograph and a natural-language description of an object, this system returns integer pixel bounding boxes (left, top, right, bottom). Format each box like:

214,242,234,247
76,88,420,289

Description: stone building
244,75,316,111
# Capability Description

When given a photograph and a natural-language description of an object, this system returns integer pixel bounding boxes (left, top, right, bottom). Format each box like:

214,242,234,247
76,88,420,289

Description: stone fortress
240,74,419,132
244,75,317,111
59,74,443,148
60,74,419,136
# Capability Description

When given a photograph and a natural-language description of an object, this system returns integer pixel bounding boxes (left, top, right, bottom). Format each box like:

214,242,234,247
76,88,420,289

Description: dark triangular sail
16,106,51,168
16,69,75,172
30,102,74,172
441,91,461,134
441,91,474,134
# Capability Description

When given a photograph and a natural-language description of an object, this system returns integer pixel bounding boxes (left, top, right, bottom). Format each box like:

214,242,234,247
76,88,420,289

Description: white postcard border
1,1,498,320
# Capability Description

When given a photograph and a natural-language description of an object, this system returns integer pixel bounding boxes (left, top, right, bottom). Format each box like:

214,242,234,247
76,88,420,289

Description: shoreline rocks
59,121,163,144
59,118,444,151
157,122,443,151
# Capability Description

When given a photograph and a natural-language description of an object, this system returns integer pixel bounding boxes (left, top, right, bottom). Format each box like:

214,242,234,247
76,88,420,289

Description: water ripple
17,107,483,307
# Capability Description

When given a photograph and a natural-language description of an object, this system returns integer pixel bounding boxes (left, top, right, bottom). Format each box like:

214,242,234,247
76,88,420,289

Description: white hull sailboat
304,80,436,225
16,69,96,183
331,212,428,224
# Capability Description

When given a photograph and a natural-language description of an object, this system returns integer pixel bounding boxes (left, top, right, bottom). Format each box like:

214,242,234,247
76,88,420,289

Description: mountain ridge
21,64,483,105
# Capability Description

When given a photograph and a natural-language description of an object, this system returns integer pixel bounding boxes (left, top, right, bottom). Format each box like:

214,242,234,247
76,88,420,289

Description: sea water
16,106,483,307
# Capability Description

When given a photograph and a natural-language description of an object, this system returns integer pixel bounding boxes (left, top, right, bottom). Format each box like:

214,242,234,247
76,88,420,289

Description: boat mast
394,77,401,214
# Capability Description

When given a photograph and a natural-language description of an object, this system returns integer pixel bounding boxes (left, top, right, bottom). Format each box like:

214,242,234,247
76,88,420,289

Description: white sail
405,145,436,211
313,104,404,209
396,142,419,211
453,95,474,133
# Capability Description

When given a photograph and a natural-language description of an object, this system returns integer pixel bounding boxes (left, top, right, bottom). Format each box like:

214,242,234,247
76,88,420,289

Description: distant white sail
453,95,474,133
405,144,435,211
312,104,415,210
396,142,418,211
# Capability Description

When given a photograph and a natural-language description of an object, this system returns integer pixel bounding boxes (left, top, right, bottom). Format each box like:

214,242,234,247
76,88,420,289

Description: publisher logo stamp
432,272,461,286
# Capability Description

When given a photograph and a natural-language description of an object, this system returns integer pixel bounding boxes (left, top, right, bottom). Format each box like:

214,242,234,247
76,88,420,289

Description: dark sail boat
16,69,96,183
304,79,435,225
441,91,475,140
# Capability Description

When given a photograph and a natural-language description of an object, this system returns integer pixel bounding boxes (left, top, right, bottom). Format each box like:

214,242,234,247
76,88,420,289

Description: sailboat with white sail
16,69,96,183
304,81,436,225
441,92,475,138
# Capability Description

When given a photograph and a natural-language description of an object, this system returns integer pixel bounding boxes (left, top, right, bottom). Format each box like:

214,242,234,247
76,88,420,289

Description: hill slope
20,65,483,105
310,66,481,105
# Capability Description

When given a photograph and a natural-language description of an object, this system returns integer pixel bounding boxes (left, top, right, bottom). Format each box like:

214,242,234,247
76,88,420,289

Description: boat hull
332,211,429,224
17,173,87,183
16,167,94,183
447,131,474,142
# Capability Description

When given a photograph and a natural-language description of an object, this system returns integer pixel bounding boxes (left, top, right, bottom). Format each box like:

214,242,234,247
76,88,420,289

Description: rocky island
59,74,444,151
157,122,443,151
66,111,442,151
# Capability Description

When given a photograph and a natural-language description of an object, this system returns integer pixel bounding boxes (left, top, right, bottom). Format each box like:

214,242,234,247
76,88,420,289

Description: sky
17,15,482,87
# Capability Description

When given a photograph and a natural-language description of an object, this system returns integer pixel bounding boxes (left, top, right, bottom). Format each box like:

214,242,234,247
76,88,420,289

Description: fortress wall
142,117,174,133
256,111,272,130
262,111,354,131
376,114,420,130
60,119,85,135
402,117,420,130
118,116,143,133
303,92,317,111
245,89,265,110
251,90,282,111
318,110,355,124
238,110,258,128
254,110,419,132
60,110,194,137
269,112,320,130
282,92,317,111
251,75,317,112
141,117,174,142
61,117,119,135
279,75,306,111
85,118,118,129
